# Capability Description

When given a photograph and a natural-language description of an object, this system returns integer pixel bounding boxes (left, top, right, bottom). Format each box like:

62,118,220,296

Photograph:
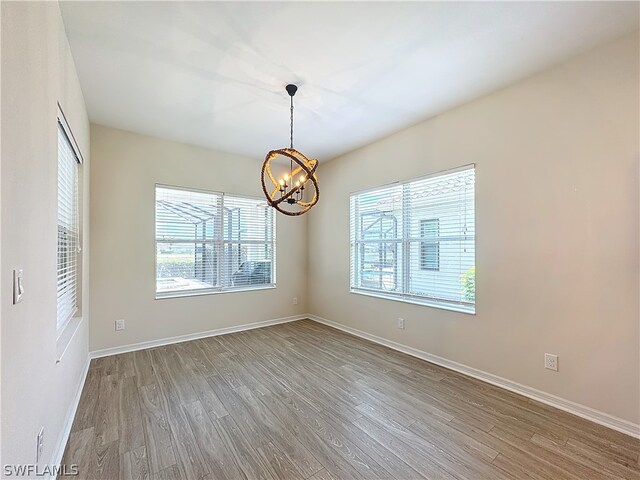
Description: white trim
49,356,91,477
349,288,475,315
307,314,640,439
90,314,306,359
55,316,84,364
155,284,276,300
57,103,84,164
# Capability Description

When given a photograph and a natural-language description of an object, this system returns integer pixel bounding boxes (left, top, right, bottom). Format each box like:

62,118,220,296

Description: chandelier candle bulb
261,84,319,216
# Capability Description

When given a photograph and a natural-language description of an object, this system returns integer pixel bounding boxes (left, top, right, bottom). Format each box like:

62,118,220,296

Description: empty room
1,1,639,479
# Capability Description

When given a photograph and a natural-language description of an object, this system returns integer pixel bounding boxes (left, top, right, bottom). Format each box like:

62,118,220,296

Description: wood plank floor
62,319,640,479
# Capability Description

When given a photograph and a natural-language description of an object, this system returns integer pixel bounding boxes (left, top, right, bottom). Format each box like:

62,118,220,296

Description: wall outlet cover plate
545,353,558,371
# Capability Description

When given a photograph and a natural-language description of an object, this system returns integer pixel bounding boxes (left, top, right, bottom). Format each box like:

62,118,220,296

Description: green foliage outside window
461,266,475,302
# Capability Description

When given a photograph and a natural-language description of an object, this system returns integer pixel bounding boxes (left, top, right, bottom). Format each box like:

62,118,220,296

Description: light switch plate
36,427,44,463
13,269,24,304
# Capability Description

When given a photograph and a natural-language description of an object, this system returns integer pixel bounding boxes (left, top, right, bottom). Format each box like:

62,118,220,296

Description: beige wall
1,1,91,467
89,125,308,352
308,33,640,425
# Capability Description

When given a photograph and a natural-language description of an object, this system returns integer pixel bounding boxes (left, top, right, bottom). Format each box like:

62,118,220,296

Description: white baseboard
308,314,640,439
49,355,91,477
90,314,307,359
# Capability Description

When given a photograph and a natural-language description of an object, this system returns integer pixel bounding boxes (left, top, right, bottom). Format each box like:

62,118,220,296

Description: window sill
350,288,476,315
156,284,276,300
56,316,84,364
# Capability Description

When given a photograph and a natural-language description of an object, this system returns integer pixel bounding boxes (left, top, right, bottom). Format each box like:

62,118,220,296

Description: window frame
154,184,276,299
56,105,83,336
349,164,475,314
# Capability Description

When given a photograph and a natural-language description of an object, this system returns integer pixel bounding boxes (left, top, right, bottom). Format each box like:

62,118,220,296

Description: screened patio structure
155,188,275,295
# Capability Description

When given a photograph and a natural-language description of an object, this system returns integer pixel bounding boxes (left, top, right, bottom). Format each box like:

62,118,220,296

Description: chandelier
261,84,319,216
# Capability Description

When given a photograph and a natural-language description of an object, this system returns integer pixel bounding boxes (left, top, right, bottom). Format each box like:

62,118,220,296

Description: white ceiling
60,1,639,162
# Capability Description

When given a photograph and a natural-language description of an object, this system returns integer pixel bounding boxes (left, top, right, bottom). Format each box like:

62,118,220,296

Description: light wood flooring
62,319,640,479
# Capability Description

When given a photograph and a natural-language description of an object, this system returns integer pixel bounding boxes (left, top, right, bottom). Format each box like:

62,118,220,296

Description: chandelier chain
290,95,294,149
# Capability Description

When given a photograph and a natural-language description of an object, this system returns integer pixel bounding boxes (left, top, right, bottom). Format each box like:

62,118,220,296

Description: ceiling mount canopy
285,84,298,97
261,84,319,216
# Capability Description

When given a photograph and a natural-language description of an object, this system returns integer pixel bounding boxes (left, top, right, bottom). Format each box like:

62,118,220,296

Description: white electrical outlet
292,297,298,305
398,318,405,329
115,319,125,331
545,353,558,371
36,427,44,463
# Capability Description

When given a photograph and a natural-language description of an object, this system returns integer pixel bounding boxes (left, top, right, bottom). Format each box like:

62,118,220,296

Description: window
57,108,83,334
155,185,275,297
420,219,440,271
350,165,475,313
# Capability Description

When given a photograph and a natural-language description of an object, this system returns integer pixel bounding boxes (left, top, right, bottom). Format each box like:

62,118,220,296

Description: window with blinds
57,115,82,333
350,165,475,313
155,185,275,297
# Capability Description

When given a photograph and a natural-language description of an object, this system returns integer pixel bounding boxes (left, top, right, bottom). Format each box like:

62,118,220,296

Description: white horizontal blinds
155,186,275,295
222,195,275,288
57,123,80,332
419,219,439,271
156,187,222,294
406,167,475,308
350,184,404,294
350,165,475,312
